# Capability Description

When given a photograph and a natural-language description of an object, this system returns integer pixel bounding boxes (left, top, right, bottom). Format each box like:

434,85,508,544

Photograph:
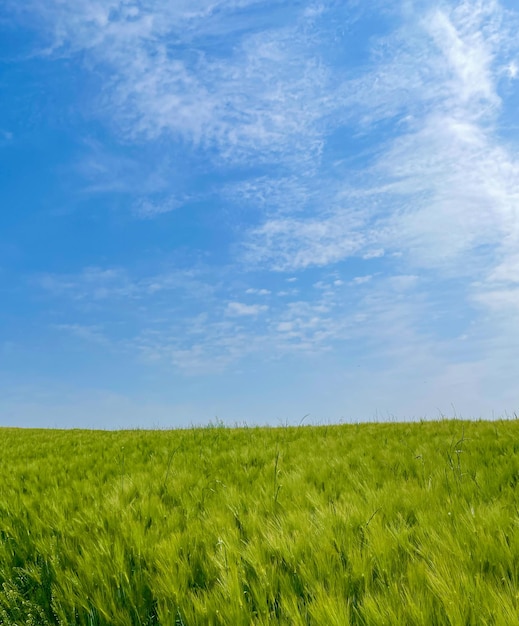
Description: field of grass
0,419,518,625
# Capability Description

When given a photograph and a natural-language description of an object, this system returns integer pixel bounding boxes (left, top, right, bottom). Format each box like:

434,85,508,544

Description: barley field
0,420,518,625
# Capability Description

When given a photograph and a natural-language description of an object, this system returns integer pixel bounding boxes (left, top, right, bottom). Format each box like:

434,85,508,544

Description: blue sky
1,0,518,428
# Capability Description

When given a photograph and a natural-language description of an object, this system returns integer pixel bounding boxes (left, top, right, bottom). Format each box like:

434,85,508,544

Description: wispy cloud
17,0,336,167
33,263,371,372
37,266,216,302
133,196,182,218
53,323,109,345
351,275,373,286
10,0,519,279
226,301,268,316
4,0,519,423
245,211,368,270
245,288,270,295
244,0,519,285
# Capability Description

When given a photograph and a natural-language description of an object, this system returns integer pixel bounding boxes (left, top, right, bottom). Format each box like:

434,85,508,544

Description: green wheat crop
0,419,518,625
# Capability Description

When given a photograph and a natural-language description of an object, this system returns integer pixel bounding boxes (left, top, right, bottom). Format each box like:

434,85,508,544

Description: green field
0,420,518,625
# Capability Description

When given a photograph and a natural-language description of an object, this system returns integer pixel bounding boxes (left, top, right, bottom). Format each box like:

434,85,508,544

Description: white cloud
224,175,314,214
351,275,373,285
472,286,519,311
17,0,335,169
388,275,419,291
13,0,519,281
424,4,499,108
374,113,519,269
226,301,268,316
246,212,367,270
133,196,181,218
486,254,519,284
38,267,134,300
33,262,362,373
245,288,271,295
363,248,385,259
37,266,216,301
506,60,518,78
241,1,519,276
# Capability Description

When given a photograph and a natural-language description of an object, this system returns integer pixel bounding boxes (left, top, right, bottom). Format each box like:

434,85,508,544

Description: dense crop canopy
0,420,518,624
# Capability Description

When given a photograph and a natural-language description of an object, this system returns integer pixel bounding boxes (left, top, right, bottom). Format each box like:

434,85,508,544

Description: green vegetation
0,420,518,625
